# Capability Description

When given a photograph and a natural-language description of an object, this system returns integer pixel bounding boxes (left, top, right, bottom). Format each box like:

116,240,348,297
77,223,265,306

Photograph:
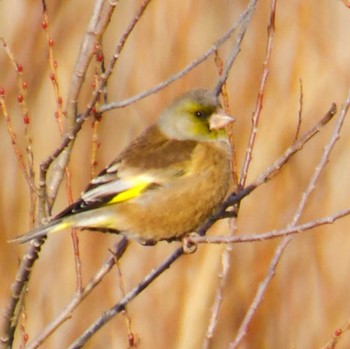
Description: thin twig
190,207,350,244
320,324,350,349
41,0,120,208
202,2,274,346
68,247,184,349
239,0,276,189
99,0,255,113
212,102,336,221
201,52,239,349
229,90,350,348
41,1,64,133
201,243,233,349
253,103,336,188
115,258,138,347
0,38,36,193
229,237,290,349
1,237,46,348
2,1,118,346
41,2,83,286
213,0,258,96
317,96,350,349
295,79,303,141
24,239,129,349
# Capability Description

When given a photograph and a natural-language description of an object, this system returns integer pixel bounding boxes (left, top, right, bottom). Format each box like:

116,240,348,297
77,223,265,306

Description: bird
10,89,234,245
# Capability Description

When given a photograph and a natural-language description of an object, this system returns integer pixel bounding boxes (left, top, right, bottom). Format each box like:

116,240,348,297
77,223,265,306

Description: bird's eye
195,111,205,118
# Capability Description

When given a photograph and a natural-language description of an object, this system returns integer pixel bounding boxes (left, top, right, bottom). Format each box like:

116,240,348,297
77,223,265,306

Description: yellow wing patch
51,220,72,233
107,176,153,204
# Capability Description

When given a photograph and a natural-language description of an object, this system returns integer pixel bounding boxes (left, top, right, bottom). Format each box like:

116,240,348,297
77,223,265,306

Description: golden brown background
1,0,350,348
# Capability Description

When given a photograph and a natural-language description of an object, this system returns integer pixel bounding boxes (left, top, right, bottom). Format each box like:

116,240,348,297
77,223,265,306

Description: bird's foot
182,232,199,254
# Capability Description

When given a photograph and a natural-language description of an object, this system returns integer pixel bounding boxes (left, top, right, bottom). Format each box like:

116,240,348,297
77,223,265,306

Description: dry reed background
1,0,350,348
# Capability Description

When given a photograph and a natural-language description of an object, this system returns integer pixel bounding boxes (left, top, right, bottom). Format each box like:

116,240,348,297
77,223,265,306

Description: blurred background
1,0,350,348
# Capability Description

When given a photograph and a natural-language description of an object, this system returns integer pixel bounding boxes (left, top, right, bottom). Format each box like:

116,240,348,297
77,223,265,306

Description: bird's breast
112,142,231,242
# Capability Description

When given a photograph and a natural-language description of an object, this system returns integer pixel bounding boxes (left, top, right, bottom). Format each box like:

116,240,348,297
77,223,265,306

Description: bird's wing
55,125,197,219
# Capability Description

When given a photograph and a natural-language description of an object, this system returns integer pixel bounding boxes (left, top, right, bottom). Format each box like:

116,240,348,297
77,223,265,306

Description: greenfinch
11,89,234,245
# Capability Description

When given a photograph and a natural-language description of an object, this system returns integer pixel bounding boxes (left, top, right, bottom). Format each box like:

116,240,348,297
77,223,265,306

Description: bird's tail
8,217,73,244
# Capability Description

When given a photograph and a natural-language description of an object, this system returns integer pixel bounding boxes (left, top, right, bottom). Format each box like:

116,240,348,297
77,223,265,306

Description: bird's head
158,89,234,142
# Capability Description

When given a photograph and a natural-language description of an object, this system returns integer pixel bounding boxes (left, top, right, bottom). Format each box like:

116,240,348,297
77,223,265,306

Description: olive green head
158,89,234,142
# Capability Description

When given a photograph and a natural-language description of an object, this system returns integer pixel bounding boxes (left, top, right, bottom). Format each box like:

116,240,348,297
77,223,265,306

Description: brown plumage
109,127,231,241
10,89,234,244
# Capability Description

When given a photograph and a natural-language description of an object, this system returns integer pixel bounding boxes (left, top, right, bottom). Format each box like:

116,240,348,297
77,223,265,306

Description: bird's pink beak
209,111,235,130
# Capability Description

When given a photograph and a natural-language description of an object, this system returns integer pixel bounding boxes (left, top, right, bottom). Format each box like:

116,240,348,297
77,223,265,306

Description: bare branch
229,90,350,348
2,1,151,345
99,0,257,113
213,0,258,96
68,247,184,348
253,103,336,187
229,235,290,349
23,239,128,349
295,79,303,141
1,237,46,347
42,0,120,208
190,207,350,244
239,0,276,189
212,102,336,221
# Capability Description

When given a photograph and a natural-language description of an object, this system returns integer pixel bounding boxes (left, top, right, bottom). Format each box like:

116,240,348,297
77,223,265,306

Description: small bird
10,89,234,245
